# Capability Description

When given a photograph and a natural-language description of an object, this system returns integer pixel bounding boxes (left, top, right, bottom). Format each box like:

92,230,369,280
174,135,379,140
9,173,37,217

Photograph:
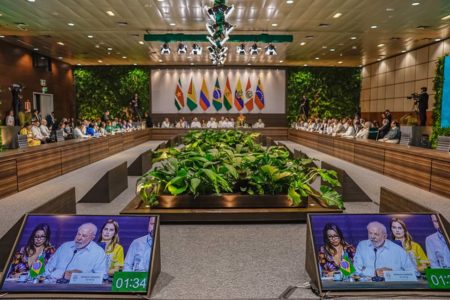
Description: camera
406,92,419,100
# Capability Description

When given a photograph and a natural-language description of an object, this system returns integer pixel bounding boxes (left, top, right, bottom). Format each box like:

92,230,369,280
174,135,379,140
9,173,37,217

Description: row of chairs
17,130,65,149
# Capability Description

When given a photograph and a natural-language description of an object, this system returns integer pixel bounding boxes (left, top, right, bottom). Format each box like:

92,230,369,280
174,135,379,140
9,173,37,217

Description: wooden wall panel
89,138,109,163
384,150,431,190
333,138,354,162
108,135,123,155
354,143,385,174
0,160,18,197
317,134,334,155
16,149,62,191
431,159,450,198
379,187,433,213
61,143,90,174
122,134,135,150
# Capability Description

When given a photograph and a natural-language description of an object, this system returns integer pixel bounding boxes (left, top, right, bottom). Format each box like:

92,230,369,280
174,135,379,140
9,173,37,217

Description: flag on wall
224,77,233,111
244,78,254,112
212,78,222,111
174,78,185,111
234,78,244,111
255,78,265,110
199,78,210,111
186,78,198,111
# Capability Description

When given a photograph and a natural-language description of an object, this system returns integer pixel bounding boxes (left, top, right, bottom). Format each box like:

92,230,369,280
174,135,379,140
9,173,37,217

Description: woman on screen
98,219,124,277
390,217,429,272
8,223,56,278
318,223,356,277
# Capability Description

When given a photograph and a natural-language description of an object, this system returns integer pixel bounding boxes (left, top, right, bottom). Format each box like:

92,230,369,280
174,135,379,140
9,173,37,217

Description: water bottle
133,254,142,272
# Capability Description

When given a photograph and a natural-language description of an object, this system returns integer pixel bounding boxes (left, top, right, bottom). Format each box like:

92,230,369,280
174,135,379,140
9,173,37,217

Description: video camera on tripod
406,92,420,111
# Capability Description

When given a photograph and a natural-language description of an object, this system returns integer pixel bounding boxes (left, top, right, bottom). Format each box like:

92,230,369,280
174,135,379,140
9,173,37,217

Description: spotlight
250,43,260,55
236,44,246,55
177,43,187,55
191,43,202,55
265,44,277,56
160,43,171,55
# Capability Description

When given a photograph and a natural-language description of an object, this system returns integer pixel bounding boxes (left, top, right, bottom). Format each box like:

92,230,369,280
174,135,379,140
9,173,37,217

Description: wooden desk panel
108,135,123,155
89,138,109,163
333,138,354,162
0,159,18,197
384,149,431,190
431,159,450,198
61,143,91,174
354,143,385,174
122,134,135,150
16,149,62,191
317,134,334,155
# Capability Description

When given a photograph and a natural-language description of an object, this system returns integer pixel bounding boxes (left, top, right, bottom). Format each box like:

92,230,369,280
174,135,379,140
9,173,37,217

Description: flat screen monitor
308,213,450,291
0,214,158,295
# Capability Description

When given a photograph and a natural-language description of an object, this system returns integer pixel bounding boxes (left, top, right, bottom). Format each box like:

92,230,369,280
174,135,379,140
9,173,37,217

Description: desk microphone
56,249,78,284
372,247,384,282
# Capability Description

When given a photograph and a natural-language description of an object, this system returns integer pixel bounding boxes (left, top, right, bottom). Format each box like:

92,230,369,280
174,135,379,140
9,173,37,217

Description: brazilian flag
339,254,355,276
29,256,45,278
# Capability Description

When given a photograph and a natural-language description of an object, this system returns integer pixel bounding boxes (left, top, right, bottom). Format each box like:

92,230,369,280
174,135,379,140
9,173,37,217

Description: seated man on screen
45,223,106,282
123,218,155,272
253,118,265,129
353,221,415,277
426,214,450,268
190,117,201,128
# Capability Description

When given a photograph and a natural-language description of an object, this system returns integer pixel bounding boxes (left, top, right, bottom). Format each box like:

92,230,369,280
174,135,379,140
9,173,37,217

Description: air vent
117,21,128,26
305,35,315,39
318,23,330,27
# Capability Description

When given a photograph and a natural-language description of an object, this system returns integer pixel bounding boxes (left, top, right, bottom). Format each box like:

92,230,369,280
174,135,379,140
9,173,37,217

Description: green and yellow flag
339,254,355,276
29,256,45,278
186,78,197,111
223,77,233,111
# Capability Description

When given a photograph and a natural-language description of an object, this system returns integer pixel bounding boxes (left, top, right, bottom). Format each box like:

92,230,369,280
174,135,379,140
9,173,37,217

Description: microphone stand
372,247,384,281
56,249,78,284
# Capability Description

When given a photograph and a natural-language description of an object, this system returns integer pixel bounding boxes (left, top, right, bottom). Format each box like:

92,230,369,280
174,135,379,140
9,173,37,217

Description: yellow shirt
19,128,40,146
106,244,124,273
407,241,429,265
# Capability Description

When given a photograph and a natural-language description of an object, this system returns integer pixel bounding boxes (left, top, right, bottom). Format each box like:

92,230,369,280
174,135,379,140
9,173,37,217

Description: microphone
56,249,78,284
372,247,384,281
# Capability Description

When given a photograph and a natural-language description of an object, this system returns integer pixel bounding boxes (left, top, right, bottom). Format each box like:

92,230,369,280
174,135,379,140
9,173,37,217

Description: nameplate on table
69,273,103,285
384,270,417,282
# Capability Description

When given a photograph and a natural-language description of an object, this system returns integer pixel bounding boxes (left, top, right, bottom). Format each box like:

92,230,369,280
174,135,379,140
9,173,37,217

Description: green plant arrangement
136,130,343,209
74,67,149,120
0,127,3,152
286,67,361,124
431,55,450,148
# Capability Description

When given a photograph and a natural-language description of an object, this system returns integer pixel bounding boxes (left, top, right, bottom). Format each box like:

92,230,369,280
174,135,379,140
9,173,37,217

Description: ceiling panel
0,0,449,67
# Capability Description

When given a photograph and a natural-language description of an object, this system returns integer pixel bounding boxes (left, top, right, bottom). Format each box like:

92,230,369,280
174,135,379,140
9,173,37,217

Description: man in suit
417,87,429,126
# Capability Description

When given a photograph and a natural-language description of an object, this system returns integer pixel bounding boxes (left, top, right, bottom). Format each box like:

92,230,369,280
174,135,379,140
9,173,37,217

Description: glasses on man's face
34,235,46,240
327,235,340,240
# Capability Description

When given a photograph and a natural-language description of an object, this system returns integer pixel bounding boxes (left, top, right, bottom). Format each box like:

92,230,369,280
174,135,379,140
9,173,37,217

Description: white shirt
207,121,218,128
253,122,265,128
73,127,89,138
40,124,51,138
31,125,44,140
45,241,106,280
191,121,201,128
123,234,153,272
426,231,450,268
6,115,15,126
161,121,171,128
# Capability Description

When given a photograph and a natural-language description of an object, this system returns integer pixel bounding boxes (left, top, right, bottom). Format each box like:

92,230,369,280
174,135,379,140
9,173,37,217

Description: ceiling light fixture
57,41,64,46
139,41,144,45
122,56,127,59
170,23,176,26
68,22,75,26
300,42,306,46
107,47,113,51
350,36,357,40
161,43,171,55
87,35,93,38
333,13,342,18
33,48,38,51
338,61,343,64
411,2,420,6
442,15,450,20
106,11,115,16
370,25,378,29
98,60,103,63
0,35,5,38
27,0,35,2
286,0,294,4
272,23,278,27
435,38,441,41
264,44,277,55
377,43,385,47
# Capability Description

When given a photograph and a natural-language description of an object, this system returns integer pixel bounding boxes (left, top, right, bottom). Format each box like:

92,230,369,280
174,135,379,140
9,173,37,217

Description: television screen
308,214,450,291
0,214,157,294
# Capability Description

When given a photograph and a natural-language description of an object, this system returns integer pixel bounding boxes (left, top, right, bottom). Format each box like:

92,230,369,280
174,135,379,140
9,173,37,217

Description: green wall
74,67,150,120
286,67,361,124
431,56,450,147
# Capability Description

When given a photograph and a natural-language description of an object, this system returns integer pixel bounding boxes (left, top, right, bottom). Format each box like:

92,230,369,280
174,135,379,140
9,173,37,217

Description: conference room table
288,129,450,199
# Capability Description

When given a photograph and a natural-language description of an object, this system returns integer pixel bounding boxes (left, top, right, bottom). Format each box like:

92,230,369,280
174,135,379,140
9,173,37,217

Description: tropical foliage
431,56,450,148
74,67,149,120
286,67,361,124
137,130,343,209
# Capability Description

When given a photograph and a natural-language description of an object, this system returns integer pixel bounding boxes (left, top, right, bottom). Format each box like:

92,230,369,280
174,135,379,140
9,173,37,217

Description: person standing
417,87,429,126
300,95,310,119
426,214,450,268
130,93,141,121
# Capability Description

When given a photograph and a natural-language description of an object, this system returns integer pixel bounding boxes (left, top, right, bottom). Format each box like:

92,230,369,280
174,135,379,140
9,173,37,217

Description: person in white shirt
340,119,356,138
355,121,372,139
123,218,155,272
40,119,51,139
207,117,218,128
228,118,235,128
73,121,90,139
161,118,171,128
6,110,15,126
253,119,265,128
190,117,201,128
218,116,226,128
31,120,46,143
175,119,184,128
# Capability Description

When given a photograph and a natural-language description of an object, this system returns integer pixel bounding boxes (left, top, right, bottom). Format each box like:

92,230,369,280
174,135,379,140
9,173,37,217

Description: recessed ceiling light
401,50,406,53
133,63,137,66
303,64,308,66
330,48,335,51
315,57,320,60
122,56,127,59
33,48,38,51
95,44,100,48
157,0,164,2
98,60,103,63
350,36,357,40
411,2,420,6
0,35,5,38
377,43,385,47
272,23,278,27
338,61,343,64
87,35,94,38
386,8,395,11
371,25,378,29
300,42,306,46
106,11,115,16
322,45,327,49
187,56,192,59
158,59,163,62
77,63,81,66
57,41,64,46
139,41,144,45
286,0,294,4
107,47,113,51
333,13,342,18
67,22,75,26
352,46,357,49
58,57,63,60
279,60,284,63
435,38,441,41
27,0,35,2
247,63,251,65
442,15,450,20
169,23,176,26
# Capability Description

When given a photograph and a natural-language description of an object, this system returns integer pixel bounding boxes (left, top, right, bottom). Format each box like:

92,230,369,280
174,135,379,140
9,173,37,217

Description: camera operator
417,87,429,126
